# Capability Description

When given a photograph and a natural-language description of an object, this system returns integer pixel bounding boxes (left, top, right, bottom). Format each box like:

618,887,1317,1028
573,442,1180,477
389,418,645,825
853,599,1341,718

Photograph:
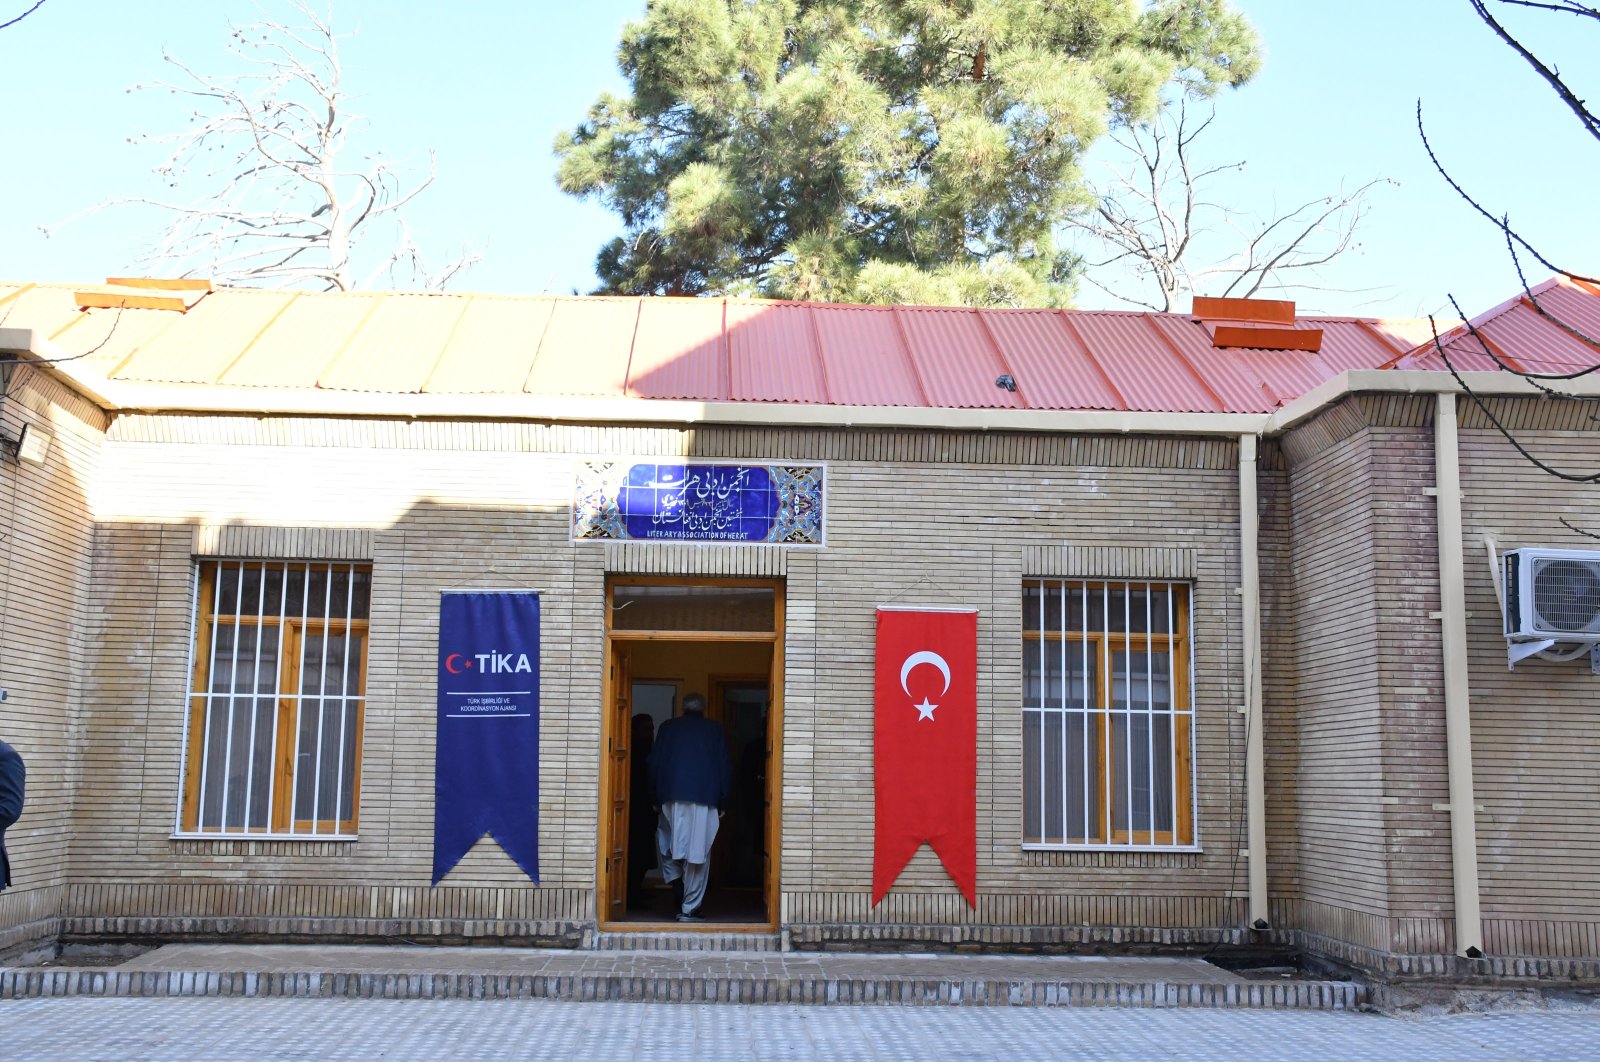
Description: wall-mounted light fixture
1,422,51,465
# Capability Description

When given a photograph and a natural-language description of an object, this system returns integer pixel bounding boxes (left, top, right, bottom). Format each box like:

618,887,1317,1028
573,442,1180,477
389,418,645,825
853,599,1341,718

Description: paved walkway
4,995,1600,1060
3,942,1362,1009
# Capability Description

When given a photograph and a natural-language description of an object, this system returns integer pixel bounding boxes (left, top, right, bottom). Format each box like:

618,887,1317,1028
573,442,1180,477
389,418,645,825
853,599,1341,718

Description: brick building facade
1,279,1597,979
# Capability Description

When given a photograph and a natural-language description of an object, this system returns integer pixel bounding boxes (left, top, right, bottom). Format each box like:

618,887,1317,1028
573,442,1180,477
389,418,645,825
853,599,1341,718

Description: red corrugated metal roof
811,304,924,407
725,301,830,403
897,307,1021,410
979,311,1123,411
5,278,1596,415
1065,313,1224,414
628,298,727,400
1393,276,1600,374
1150,315,1286,412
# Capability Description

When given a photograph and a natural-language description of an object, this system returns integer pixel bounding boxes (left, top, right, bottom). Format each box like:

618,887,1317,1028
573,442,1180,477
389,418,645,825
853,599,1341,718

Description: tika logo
443,651,533,675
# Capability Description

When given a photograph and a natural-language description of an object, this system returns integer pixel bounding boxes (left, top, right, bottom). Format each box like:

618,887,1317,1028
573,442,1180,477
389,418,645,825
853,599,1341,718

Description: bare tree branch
1429,301,1600,483
1560,517,1600,540
1469,0,1600,142
1415,2,1600,495
1416,101,1598,286
1068,98,1395,311
0,0,46,32
43,1,475,291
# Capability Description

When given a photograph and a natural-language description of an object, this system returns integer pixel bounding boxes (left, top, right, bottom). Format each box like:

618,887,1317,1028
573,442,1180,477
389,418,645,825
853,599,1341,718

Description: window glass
181,560,369,837
1021,579,1192,848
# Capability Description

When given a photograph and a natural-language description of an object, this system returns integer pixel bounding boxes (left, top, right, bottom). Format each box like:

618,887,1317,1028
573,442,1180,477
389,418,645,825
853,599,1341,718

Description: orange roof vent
1192,295,1322,353
74,277,213,313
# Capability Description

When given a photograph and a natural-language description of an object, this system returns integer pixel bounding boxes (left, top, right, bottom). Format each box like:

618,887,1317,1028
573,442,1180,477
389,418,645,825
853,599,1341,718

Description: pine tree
557,0,1259,306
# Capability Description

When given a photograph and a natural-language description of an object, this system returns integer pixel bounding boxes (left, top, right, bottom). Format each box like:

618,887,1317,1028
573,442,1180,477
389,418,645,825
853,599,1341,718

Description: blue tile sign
573,461,824,545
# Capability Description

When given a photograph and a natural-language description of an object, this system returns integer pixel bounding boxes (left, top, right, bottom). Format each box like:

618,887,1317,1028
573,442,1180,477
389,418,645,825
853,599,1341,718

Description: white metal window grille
179,560,371,837
1022,579,1194,848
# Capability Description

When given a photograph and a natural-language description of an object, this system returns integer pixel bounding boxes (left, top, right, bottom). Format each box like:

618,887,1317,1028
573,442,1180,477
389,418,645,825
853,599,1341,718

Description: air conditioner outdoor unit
1504,547,1600,641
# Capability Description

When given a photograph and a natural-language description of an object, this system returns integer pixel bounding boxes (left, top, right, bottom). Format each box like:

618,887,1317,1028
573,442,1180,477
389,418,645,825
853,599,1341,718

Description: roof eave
86,380,1278,437
13,326,1596,441
0,326,122,409
1265,368,1600,435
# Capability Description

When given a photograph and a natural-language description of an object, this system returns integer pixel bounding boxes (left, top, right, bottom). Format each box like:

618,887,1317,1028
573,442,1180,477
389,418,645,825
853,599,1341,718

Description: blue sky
0,1,1593,319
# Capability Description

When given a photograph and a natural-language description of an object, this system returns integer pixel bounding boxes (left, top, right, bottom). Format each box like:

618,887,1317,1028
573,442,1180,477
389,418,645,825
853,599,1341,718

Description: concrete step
588,928,782,952
0,943,1368,1010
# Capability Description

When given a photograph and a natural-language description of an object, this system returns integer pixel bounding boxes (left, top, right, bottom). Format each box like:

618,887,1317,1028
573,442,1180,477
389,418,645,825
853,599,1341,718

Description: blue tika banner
432,591,540,885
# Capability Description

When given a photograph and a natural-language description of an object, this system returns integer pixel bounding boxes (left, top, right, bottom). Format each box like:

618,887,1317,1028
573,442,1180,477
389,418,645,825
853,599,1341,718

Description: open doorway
600,577,783,929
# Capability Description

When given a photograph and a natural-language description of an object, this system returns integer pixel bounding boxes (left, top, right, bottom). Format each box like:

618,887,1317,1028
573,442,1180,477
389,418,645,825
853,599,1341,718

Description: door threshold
598,920,777,933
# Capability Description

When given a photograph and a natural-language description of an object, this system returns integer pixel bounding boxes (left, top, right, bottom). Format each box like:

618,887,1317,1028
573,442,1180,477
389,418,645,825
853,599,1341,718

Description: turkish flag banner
873,607,978,908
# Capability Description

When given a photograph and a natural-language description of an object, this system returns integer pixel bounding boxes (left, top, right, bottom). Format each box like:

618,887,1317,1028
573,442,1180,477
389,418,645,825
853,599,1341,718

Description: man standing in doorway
649,693,730,922
0,738,23,892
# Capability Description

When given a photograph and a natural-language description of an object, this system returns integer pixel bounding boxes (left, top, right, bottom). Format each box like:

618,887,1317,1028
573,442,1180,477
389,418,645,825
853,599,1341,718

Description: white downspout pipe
1240,434,1268,929
1434,392,1485,957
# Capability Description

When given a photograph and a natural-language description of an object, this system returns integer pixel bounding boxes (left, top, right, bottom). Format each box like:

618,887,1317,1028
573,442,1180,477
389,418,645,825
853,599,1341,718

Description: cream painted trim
109,386,1274,436
1239,434,1268,929
1,328,122,410
1433,393,1484,958
1267,369,1600,435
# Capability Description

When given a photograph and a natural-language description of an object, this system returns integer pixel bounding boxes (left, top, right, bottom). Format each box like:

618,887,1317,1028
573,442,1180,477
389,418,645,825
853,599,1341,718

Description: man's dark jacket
0,740,23,891
648,713,731,811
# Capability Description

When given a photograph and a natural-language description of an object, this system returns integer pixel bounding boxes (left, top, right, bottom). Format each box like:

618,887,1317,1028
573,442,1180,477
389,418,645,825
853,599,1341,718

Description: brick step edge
0,969,1366,1009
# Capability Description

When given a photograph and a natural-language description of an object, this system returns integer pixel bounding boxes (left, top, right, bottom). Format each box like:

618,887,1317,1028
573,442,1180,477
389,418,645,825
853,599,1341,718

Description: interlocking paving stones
3,996,1600,1061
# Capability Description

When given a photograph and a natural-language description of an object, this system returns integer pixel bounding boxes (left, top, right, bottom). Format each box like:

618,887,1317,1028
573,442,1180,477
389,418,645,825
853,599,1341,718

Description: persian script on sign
571,460,825,545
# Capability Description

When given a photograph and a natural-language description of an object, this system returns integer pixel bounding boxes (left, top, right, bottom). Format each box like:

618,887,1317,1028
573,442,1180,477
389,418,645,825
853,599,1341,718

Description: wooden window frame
179,560,370,838
1022,580,1194,850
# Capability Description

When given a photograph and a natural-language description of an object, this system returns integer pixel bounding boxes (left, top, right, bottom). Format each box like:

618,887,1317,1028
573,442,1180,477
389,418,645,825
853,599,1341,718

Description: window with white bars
179,560,371,837
1022,579,1194,848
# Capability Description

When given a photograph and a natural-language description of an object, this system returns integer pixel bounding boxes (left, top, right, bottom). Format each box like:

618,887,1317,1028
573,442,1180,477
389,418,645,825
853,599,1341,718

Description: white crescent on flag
900,651,951,697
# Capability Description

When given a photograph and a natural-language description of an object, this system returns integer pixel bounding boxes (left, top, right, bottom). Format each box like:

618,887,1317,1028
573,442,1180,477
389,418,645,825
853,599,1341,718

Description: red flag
873,608,977,908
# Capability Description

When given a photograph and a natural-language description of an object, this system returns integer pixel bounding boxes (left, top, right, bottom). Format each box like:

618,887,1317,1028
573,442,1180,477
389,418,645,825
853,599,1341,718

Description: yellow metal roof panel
318,294,470,393
221,294,382,388
114,289,297,384
1,285,87,346
53,306,184,374
425,297,555,394
525,298,639,397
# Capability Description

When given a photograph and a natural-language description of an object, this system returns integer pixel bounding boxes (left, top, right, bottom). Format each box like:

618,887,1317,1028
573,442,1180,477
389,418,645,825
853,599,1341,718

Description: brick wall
1457,399,1600,958
33,392,1600,963
70,415,1252,940
0,367,107,952
1272,397,1456,959
1273,393,1600,965
1276,402,1395,954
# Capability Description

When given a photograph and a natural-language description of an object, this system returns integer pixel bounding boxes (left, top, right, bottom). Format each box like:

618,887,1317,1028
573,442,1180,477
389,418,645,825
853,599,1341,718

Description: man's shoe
676,909,704,923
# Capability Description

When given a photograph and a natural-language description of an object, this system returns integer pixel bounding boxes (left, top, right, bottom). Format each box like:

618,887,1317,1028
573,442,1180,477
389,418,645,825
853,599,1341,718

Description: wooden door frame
597,575,784,932
602,643,632,922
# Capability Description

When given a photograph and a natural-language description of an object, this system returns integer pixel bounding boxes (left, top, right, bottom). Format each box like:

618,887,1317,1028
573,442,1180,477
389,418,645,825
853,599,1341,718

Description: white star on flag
915,698,937,721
